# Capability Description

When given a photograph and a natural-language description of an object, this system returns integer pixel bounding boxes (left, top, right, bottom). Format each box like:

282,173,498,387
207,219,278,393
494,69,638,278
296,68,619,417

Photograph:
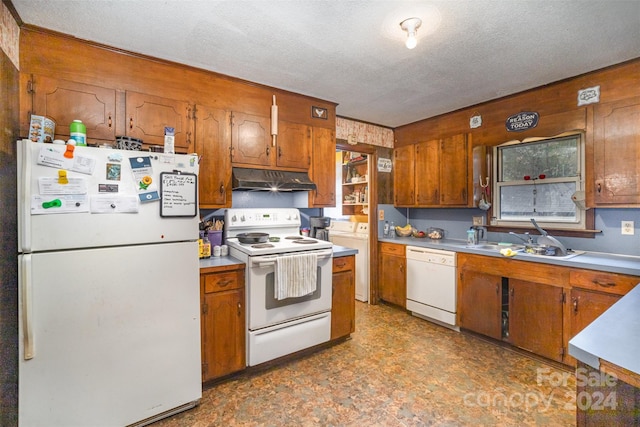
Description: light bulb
400,17,422,50
405,33,417,49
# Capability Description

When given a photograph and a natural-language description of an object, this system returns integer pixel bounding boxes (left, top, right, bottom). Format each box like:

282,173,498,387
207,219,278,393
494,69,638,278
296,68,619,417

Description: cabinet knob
237,302,242,316
266,146,270,156
219,184,225,195
129,117,133,130
108,114,112,128
278,146,282,158
572,297,578,313
596,181,602,193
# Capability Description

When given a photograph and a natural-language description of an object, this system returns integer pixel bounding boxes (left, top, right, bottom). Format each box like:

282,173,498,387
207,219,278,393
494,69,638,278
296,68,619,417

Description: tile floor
152,302,576,426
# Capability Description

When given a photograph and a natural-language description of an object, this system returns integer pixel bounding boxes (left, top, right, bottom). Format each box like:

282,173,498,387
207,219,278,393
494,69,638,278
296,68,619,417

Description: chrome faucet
509,231,533,245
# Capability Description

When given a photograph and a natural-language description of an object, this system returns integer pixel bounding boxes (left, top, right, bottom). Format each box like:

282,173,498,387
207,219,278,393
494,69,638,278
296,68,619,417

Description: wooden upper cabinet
277,121,311,170
394,133,471,207
22,74,116,143
393,144,415,206
195,105,232,208
440,134,469,205
125,91,192,152
594,97,640,205
230,112,271,167
309,127,336,207
415,139,440,205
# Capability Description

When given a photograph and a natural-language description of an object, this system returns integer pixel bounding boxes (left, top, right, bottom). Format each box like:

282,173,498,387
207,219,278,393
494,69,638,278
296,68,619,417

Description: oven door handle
251,249,333,267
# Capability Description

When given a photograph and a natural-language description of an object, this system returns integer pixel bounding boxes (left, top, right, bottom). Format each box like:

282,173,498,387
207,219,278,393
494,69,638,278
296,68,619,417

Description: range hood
232,167,317,191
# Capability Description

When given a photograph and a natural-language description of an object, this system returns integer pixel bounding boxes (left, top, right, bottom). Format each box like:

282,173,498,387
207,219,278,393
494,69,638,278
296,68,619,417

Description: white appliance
406,246,458,330
224,208,334,366
17,140,202,427
328,221,370,302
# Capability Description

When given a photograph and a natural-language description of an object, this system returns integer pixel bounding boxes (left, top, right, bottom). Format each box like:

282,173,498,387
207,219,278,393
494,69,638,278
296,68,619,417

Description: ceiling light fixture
400,17,422,49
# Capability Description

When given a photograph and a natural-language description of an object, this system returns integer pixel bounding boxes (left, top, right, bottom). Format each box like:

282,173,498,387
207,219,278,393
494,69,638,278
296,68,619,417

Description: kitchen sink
467,243,585,260
467,243,524,251
518,249,585,260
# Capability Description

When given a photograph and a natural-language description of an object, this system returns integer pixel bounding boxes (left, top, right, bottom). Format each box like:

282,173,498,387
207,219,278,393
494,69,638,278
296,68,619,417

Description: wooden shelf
342,181,369,186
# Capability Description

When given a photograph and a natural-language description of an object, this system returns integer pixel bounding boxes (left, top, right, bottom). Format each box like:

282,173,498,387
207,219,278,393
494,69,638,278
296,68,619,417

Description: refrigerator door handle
21,254,35,360
18,139,32,252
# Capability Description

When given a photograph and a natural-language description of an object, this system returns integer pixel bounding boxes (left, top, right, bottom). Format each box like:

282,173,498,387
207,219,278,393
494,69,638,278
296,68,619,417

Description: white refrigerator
17,139,202,426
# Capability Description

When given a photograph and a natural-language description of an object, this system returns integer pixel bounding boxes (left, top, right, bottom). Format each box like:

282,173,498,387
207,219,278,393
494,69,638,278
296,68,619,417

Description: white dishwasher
406,246,458,330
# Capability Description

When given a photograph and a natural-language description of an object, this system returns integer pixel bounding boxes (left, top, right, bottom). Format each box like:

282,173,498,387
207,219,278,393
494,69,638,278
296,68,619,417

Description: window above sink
493,132,586,230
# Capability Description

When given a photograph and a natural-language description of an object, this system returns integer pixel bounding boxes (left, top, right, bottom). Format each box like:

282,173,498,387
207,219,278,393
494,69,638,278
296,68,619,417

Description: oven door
247,248,333,330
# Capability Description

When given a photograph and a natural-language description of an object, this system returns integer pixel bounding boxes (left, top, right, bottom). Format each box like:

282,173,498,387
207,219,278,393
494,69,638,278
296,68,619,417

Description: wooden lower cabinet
509,279,564,362
200,264,246,382
458,270,502,340
457,253,639,366
378,242,406,308
570,288,621,337
331,255,356,340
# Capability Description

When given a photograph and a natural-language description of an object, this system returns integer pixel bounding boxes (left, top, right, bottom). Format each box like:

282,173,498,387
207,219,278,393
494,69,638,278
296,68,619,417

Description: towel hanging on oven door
275,253,318,300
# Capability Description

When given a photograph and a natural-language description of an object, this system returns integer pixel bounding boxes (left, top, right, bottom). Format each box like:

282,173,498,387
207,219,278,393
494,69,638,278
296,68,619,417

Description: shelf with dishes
342,151,369,217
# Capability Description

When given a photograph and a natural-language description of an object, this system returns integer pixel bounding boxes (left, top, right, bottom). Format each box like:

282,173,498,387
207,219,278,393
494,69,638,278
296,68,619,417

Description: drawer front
204,271,243,293
379,242,404,256
333,255,355,273
569,270,639,296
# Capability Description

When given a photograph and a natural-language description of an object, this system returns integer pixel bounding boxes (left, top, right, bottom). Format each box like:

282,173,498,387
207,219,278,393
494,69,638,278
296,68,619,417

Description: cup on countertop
213,245,221,257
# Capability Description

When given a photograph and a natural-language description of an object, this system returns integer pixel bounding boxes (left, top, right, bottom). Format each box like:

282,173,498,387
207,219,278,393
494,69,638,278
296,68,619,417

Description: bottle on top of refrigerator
69,120,87,146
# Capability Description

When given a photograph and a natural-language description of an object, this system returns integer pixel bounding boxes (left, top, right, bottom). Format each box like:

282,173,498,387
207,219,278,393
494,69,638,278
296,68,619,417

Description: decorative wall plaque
311,106,328,119
577,85,600,106
506,111,539,132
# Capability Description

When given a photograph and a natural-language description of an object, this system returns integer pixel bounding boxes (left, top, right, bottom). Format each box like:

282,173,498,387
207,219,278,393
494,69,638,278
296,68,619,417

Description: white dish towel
275,252,318,300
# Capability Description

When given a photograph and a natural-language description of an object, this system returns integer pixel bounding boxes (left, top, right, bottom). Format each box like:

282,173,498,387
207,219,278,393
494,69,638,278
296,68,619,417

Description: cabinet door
594,97,640,205
458,270,502,340
26,74,116,142
202,288,245,381
393,145,415,206
440,134,469,205
126,91,192,152
570,288,620,337
230,112,271,167
509,279,564,362
331,256,355,340
415,139,440,205
277,121,311,170
195,105,232,208
379,245,406,308
309,127,336,207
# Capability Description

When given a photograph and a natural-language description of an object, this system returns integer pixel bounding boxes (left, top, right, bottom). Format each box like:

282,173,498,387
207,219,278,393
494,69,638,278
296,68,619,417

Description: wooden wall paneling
394,59,640,148
19,27,336,133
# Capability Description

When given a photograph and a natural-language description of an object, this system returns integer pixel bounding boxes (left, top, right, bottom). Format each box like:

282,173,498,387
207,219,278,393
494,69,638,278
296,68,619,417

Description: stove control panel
225,208,301,230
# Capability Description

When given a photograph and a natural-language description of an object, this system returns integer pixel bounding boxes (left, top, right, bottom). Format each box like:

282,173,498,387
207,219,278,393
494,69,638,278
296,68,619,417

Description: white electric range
224,208,334,366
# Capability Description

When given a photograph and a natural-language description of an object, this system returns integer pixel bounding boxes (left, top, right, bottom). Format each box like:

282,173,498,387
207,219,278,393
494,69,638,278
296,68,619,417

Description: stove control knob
286,214,292,220
241,215,246,222
231,214,237,222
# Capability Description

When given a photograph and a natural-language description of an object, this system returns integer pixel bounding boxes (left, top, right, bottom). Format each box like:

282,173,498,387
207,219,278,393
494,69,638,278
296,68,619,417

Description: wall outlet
621,220,634,235
378,209,385,221
472,216,485,226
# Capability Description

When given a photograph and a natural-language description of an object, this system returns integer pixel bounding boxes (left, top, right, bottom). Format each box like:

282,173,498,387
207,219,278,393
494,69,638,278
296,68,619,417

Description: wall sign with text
506,111,539,132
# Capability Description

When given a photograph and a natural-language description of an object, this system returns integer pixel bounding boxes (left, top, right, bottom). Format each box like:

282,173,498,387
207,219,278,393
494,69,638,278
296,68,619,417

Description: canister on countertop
69,120,87,146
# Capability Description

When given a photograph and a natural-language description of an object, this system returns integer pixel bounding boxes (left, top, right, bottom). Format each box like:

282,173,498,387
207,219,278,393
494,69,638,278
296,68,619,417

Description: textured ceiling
11,0,640,128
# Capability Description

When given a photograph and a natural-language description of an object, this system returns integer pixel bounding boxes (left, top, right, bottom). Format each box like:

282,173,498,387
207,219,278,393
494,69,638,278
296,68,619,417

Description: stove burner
251,243,275,248
292,239,318,244
284,236,304,240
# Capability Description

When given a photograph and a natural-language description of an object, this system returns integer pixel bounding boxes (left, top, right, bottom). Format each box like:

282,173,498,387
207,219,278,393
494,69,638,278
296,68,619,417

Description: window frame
492,132,586,230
